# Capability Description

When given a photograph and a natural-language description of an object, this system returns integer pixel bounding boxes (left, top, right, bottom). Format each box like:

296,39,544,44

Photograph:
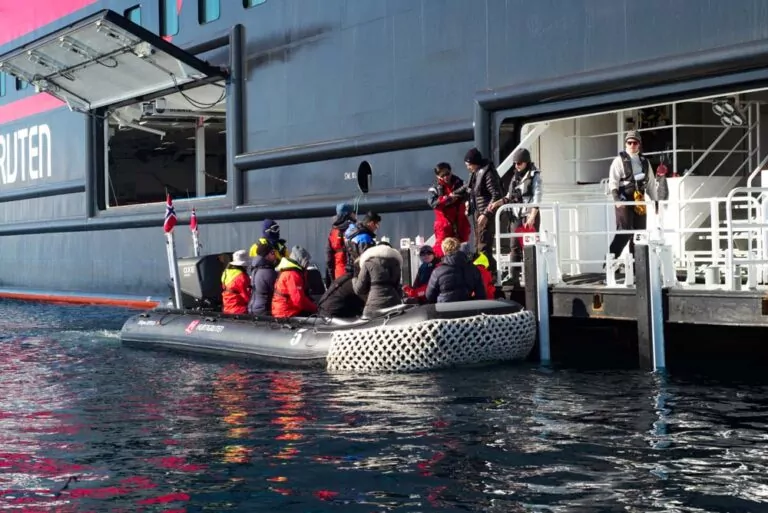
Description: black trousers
608,205,647,258
507,212,541,283
473,212,497,274
510,212,542,264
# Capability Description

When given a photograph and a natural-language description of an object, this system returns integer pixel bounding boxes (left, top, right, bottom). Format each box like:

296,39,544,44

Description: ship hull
0,1,767,300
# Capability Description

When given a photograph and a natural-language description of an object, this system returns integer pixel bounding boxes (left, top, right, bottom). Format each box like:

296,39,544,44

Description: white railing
493,191,768,290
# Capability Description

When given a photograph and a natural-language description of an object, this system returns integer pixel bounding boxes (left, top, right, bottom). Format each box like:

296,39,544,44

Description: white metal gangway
493,188,768,291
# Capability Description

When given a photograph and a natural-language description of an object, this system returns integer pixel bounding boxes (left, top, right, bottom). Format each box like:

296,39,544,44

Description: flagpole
166,230,183,309
163,192,183,310
192,230,201,257
190,207,201,257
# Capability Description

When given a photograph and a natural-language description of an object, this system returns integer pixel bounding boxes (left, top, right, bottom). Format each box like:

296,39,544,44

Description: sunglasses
626,140,640,146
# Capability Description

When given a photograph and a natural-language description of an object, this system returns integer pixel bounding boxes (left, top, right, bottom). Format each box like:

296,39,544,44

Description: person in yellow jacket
249,219,289,262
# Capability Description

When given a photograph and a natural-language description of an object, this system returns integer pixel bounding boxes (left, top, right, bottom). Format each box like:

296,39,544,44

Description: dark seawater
0,300,766,512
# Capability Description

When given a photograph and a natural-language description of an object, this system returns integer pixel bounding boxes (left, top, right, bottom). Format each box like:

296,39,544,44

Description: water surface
0,299,765,512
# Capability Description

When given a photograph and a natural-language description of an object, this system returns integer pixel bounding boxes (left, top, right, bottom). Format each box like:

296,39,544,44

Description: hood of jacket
332,214,353,230
252,255,275,269
276,257,304,272
359,243,403,267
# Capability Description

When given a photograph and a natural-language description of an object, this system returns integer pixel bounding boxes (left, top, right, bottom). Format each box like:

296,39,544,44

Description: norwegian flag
163,193,177,233
189,207,198,233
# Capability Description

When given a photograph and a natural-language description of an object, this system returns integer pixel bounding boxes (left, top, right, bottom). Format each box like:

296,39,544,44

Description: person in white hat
221,249,252,315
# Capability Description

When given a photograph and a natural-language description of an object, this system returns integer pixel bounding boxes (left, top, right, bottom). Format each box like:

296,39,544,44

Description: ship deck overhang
473,37,768,157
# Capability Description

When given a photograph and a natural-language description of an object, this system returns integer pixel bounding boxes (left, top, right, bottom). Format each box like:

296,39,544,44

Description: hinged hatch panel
0,10,225,112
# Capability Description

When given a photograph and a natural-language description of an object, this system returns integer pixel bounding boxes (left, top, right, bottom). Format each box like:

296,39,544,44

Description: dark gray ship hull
1,1,768,300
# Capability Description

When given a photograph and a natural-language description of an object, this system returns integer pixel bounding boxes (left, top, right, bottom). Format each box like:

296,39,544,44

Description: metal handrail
493,195,765,287
725,187,768,289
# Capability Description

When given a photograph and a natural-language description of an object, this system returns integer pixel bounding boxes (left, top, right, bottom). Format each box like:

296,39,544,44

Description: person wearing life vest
221,249,252,315
607,130,669,260
344,212,381,277
403,245,439,302
249,219,289,262
489,147,542,283
271,246,318,318
464,148,503,274
325,203,356,286
427,163,471,258
472,252,497,300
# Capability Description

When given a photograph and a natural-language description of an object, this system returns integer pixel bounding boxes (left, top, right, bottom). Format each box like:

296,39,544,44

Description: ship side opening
496,85,768,277
105,84,227,207
0,9,229,211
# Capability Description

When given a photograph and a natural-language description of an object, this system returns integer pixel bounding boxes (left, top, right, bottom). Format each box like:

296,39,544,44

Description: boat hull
120,299,532,370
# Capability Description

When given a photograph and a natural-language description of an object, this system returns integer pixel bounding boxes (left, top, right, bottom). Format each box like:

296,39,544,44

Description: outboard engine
174,253,232,310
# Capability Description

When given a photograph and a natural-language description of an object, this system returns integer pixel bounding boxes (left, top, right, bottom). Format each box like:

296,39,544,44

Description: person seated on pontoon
221,249,252,315
403,245,439,303
425,238,486,303
248,243,278,316
353,237,403,318
344,212,381,277
249,219,290,262
271,246,318,318
316,266,366,319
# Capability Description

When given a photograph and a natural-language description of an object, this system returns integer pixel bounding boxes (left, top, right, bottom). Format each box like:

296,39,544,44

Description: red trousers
433,216,471,257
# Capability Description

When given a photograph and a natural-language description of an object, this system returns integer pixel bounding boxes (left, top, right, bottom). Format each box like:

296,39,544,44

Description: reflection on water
0,300,765,511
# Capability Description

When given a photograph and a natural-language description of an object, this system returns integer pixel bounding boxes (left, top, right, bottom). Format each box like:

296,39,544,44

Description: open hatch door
0,9,226,113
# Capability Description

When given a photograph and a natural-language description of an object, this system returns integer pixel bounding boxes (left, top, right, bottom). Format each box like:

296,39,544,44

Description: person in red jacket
221,250,252,314
472,252,497,300
272,246,318,318
427,162,471,257
325,202,356,286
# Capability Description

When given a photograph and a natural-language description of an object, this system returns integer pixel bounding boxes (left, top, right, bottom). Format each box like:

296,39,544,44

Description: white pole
648,242,666,371
166,231,183,309
192,230,201,257
535,242,551,364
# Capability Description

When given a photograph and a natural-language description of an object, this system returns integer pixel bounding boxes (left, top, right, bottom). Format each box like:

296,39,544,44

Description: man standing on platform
464,147,503,273
607,130,669,261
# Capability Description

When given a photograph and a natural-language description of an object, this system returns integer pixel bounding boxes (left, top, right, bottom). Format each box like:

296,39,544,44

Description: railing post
710,198,719,268
523,243,550,365
494,205,504,285
635,235,666,371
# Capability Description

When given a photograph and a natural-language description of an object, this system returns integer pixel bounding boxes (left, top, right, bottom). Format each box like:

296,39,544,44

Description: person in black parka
425,237,486,303
317,272,366,319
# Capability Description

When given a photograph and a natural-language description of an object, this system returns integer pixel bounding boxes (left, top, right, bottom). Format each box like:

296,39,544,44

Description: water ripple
0,301,764,511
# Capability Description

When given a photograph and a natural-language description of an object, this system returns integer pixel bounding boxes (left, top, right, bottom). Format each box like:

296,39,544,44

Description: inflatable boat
119,253,537,372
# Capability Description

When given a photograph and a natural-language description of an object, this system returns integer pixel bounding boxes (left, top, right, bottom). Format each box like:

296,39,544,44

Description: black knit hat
511,147,531,164
464,147,484,166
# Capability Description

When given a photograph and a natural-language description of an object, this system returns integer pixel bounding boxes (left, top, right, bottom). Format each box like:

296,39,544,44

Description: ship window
243,0,266,7
102,83,228,208
125,5,142,26
199,0,221,24
15,77,28,91
160,0,179,36
0,73,5,97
